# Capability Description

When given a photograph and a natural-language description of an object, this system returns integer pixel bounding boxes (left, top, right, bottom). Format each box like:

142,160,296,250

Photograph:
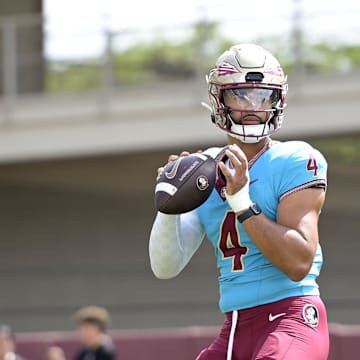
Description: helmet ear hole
211,112,216,124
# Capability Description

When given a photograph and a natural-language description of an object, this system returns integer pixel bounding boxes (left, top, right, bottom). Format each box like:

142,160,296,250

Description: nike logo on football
165,158,182,179
249,179,258,185
268,313,286,322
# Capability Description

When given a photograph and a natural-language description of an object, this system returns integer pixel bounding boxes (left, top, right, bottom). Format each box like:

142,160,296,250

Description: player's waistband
225,295,324,322
219,276,320,313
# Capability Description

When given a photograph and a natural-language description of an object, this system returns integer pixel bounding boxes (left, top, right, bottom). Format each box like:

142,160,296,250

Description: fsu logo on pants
302,304,319,328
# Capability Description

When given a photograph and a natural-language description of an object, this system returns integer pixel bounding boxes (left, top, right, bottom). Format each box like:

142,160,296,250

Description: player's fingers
225,149,243,172
231,144,248,168
180,151,190,157
167,150,190,164
218,161,232,181
168,154,179,162
196,149,203,153
226,148,248,175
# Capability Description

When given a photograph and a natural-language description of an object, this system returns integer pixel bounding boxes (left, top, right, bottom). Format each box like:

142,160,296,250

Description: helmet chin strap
228,122,271,144
229,133,262,144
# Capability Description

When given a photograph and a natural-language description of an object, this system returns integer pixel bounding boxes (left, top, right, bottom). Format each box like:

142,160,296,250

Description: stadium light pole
98,13,114,121
1,17,17,124
292,0,305,89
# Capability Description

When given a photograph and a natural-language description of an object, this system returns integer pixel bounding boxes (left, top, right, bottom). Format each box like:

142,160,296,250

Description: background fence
1,1,360,123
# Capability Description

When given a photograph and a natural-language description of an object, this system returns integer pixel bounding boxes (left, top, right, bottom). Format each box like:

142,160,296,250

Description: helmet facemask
218,86,283,143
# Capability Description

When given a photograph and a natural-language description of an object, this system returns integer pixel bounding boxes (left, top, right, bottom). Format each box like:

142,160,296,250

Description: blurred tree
304,43,360,73
46,62,101,92
112,22,231,85
45,23,360,92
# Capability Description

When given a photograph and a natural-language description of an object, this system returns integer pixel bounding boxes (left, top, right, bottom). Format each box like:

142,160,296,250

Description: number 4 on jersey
218,211,248,272
307,154,318,176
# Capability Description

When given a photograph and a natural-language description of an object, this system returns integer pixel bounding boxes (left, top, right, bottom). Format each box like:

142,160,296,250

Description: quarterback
149,44,329,359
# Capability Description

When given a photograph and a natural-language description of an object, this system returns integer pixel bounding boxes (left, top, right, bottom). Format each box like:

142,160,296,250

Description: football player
149,44,329,359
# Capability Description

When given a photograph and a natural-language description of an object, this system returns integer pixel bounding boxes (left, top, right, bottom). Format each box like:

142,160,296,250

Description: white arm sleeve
149,210,206,279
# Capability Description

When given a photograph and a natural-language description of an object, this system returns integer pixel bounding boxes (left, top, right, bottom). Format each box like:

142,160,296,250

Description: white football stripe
191,153,208,161
155,182,178,196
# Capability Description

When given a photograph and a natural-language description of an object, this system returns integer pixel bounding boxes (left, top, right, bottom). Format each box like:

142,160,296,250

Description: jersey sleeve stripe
279,179,327,201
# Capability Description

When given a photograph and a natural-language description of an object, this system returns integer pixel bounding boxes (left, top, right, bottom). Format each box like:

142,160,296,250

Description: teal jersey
196,141,327,313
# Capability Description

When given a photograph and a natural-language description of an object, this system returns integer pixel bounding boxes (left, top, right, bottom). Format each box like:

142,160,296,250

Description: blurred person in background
46,346,67,360
0,324,27,360
73,306,115,360
150,44,329,359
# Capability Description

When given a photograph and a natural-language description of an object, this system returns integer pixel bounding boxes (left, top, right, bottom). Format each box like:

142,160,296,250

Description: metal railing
0,6,360,126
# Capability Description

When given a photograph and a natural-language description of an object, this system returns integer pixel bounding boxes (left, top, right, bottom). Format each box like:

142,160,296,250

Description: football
155,153,217,214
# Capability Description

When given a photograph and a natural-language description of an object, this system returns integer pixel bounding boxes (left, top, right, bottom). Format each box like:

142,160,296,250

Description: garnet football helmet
206,44,288,143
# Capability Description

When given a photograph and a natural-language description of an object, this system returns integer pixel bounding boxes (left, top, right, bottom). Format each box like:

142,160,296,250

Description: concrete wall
0,141,359,332
1,72,360,163
0,149,221,331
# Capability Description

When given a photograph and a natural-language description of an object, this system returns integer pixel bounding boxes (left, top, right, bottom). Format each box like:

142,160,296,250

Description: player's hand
218,144,249,195
167,151,191,163
218,144,252,213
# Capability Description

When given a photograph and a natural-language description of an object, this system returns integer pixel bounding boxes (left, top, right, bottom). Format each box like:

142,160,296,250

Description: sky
44,0,360,60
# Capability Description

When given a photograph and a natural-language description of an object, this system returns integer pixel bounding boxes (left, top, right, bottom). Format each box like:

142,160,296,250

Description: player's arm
149,210,205,279
240,188,324,281
219,144,326,282
149,151,206,279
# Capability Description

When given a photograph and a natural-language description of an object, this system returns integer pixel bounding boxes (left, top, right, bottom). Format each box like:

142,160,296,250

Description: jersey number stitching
307,154,318,176
218,211,248,272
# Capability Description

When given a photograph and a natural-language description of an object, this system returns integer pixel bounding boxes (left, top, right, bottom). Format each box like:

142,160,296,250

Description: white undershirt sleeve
149,210,206,279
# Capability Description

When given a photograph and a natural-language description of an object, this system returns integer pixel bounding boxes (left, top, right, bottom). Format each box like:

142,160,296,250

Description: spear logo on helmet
216,61,241,76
